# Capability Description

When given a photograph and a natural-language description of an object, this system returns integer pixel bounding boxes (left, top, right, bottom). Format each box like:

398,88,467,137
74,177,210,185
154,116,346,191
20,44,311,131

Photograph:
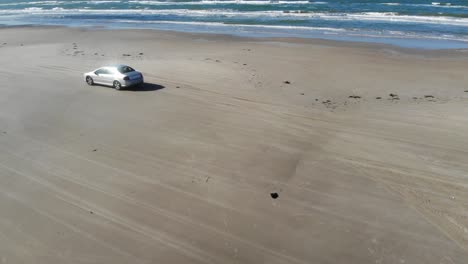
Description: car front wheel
113,81,122,90
86,76,94,86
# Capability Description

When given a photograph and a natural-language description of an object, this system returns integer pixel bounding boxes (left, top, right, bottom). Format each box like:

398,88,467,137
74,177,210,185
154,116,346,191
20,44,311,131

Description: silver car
84,64,144,90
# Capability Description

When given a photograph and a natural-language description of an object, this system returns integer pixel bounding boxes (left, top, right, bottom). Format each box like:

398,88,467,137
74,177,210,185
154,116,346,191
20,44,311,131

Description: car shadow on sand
127,83,165,92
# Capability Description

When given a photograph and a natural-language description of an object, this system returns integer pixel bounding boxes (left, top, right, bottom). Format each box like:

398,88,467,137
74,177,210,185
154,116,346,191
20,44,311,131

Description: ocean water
1,0,468,48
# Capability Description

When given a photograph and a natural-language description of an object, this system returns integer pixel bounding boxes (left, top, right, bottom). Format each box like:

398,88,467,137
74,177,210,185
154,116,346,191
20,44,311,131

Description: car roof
98,64,129,70
112,64,130,68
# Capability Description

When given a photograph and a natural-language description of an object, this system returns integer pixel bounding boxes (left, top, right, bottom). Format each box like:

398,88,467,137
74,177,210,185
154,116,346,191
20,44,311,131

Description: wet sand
0,26,467,263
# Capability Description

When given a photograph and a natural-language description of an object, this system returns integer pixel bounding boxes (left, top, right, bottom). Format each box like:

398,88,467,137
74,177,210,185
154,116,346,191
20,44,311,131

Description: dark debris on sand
270,193,279,199
322,100,338,109
284,81,291,84
348,95,361,99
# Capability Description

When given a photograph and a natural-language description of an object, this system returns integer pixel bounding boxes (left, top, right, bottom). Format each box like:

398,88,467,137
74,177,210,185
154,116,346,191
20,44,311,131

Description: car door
94,68,114,85
94,68,106,84
99,68,114,86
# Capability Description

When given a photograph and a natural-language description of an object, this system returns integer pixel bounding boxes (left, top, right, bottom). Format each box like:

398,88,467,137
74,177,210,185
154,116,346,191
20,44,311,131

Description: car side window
95,68,110,75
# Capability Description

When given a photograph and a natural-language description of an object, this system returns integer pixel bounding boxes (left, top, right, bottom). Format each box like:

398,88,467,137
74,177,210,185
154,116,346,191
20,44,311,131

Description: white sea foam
0,8,315,17
4,8,468,27
128,0,310,5
380,2,466,9
0,1,122,6
0,1,58,6
87,1,122,3
430,2,458,7
23,7,44,11
114,19,345,31
200,0,310,3
342,12,468,26
2,0,465,9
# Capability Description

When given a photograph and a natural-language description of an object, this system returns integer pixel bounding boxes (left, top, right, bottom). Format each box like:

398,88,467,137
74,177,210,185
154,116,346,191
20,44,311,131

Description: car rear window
118,66,135,73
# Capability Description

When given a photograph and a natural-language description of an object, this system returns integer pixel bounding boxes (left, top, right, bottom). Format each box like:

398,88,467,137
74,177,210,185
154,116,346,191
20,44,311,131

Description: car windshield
118,66,135,73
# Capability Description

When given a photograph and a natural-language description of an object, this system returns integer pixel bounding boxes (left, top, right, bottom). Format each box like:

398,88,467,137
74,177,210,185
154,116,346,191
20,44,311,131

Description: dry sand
0,26,468,263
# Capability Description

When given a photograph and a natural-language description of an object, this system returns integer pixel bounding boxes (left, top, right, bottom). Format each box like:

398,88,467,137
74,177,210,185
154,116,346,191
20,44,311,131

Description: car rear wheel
113,81,122,90
86,76,94,85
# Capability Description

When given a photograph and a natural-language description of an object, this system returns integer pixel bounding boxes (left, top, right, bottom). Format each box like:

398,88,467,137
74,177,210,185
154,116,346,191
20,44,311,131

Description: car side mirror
94,71,99,75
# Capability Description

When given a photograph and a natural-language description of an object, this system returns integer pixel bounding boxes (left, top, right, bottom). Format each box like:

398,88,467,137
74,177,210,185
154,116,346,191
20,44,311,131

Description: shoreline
1,0,468,51
3,24,468,56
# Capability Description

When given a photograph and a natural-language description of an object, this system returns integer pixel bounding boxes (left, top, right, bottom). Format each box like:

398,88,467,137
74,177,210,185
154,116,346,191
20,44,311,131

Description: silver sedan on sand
84,64,144,90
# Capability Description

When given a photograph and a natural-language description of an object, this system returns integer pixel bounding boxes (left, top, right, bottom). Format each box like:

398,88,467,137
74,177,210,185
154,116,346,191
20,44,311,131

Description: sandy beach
0,26,467,263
